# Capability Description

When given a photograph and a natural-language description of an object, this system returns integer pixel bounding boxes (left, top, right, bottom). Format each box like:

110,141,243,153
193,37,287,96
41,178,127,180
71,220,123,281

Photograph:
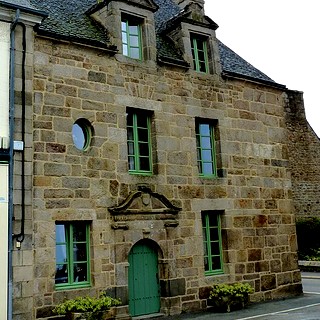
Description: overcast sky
204,1,320,137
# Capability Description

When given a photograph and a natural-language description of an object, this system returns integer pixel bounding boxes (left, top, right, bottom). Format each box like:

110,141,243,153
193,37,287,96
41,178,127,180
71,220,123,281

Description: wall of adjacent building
30,35,301,319
0,20,10,320
286,90,320,218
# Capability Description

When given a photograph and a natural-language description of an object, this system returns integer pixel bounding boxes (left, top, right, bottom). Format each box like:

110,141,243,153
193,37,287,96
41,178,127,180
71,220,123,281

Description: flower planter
66,308,115,320
208,283,252,313
208,294,249,312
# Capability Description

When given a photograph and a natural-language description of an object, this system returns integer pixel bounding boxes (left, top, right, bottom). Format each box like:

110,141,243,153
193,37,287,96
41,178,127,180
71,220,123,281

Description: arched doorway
128,240,160,317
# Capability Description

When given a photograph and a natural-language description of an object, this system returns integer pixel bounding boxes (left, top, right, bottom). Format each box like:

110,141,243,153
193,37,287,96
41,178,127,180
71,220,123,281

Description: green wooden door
128,241,160,316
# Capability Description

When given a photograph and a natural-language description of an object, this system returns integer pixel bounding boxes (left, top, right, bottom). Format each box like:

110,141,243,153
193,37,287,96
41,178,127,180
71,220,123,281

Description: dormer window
191,34,209,73
121,15,142,60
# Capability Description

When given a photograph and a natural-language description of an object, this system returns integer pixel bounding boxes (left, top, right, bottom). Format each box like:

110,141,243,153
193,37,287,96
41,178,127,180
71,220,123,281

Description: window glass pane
203,162,213,175
208,214,218,226
55,264,68,284
128,156,135,170
74,263,87,282
72,123,86,150
137,114,148,128
202,150,212,162
122,32,128,44
139,142,149,156
210,228,219,241
123,44,128,56
73,225,86,242
56,244,67,264
201,136,212,149
56,225,66,243
126,112,133,126
199,61,207,73
127,128,134,141
138,128,149,142
73,243,87,262
196,39,204,50
211,256,221,270
130,47,140,59
198,51,205,62
140,157,150,171
72,120,92,151
129,25,138,35
199,123,210,135
121,21,127,31
130,35,139,47
128,142,134,155
211,242,220,255
204,256,209,271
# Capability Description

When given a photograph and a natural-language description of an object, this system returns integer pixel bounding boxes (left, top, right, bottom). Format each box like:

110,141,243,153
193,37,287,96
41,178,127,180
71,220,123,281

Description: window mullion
211,127,217,176
68,225,74,285
126,20,131,53
133,113,140,171
217,215,223,270
203,40,209,73
85,225,90,283
193,38,200,72
147,116,152,170
205,215,213,272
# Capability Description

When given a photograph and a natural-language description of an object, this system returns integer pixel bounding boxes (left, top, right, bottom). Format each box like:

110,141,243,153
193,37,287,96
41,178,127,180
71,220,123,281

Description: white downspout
0,20,10,320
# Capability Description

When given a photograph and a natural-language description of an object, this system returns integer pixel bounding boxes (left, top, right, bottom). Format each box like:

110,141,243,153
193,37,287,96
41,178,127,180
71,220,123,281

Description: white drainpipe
0,20,10,320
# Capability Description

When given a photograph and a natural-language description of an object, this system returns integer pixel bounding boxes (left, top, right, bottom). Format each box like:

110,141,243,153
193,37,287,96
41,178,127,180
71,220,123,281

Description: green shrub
296,217,320,260
209,282,254,300
53,292,121,315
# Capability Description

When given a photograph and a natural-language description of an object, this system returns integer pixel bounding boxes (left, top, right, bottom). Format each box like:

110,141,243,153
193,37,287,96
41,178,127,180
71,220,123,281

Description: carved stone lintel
164,220,179,228
111,222,129,230
108,187,181,217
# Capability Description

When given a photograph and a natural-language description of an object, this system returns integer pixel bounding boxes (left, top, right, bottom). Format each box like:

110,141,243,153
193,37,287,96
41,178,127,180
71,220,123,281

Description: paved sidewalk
167,294,320,320
165,273,320,320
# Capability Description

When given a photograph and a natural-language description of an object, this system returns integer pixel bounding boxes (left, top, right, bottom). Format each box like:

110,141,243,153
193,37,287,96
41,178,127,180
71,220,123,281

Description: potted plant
208,282,253,312
53,292,121,320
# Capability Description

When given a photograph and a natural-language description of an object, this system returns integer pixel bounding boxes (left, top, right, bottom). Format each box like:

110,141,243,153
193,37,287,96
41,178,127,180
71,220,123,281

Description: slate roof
1,0,285,88
0,0,44,15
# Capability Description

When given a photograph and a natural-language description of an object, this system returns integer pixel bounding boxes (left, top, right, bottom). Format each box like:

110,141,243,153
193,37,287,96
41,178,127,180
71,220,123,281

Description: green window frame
202,211,223,275
196,120,217,177
55,222,90,289
121,16,142,60
191,34,209,73
127,109,152,174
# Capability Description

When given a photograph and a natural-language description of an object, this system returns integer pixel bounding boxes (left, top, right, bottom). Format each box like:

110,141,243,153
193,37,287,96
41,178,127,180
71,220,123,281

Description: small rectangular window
191,34,209,73
55,222,90,289
196,119,217,177
127,108,152,174
121,16,142,60
202,211,223,275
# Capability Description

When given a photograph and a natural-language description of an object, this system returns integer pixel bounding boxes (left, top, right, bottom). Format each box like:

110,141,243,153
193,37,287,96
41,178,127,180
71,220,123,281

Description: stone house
0,0,304,319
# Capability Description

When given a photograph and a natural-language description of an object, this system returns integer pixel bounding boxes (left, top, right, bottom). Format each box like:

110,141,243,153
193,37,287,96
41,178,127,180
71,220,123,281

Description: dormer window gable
160,3,220,75
87,0,158,62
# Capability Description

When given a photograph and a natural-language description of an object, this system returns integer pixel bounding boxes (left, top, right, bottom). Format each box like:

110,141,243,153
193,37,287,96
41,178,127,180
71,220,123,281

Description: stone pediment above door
108,186,181,225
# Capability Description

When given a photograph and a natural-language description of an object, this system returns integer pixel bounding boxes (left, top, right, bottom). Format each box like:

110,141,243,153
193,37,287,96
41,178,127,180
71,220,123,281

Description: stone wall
30,36,301,319
286,90,320,218
11,24,35,319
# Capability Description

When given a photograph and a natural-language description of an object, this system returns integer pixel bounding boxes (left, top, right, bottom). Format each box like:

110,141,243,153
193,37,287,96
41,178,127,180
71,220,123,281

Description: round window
72,119,92,151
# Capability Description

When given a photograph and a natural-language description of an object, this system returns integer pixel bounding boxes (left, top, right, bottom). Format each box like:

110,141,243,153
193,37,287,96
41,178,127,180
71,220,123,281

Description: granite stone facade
0,0,307,319
286,91,320,218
